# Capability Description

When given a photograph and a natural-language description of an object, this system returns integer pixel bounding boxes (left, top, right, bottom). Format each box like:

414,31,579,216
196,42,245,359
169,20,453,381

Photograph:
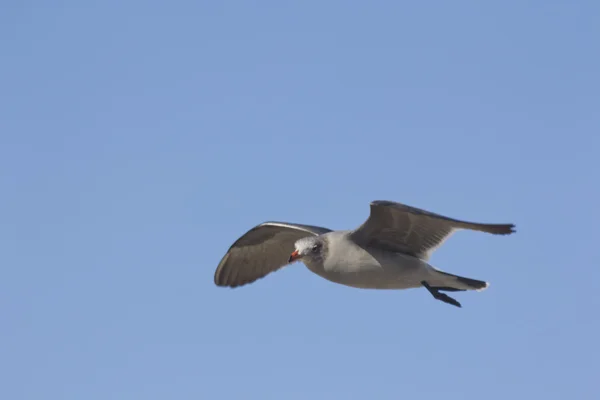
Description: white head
288,236,327,264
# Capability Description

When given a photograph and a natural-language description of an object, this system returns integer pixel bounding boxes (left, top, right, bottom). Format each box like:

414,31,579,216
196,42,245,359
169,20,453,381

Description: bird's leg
421,281,462,308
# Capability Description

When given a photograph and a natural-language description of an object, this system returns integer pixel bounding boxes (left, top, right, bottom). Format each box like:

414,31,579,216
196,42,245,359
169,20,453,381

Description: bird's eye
311,244,320,253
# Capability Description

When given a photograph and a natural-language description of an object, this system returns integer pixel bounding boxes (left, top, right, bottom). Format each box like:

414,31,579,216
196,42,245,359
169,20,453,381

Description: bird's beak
288,250,301,263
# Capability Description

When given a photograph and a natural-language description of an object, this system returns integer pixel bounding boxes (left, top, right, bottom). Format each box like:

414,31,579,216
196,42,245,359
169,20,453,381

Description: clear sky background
2,1,599,399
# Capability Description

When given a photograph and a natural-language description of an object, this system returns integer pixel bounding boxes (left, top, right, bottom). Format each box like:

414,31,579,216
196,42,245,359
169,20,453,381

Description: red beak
288,250,301,263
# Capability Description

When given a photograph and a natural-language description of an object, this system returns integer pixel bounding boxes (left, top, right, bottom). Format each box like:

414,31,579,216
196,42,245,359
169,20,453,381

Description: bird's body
303,230,424,289
301,230,481,291
214,200,515,308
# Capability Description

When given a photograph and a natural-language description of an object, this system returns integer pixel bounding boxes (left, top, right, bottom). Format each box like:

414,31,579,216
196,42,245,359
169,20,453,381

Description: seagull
214,200,516,308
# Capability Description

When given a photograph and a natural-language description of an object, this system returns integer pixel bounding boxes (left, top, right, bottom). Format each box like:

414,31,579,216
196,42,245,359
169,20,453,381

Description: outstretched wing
214,222,332,287
349,200,515,260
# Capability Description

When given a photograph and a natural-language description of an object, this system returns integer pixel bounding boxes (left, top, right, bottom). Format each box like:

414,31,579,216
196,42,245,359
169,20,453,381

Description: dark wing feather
214,222,332,287
349,200,515,260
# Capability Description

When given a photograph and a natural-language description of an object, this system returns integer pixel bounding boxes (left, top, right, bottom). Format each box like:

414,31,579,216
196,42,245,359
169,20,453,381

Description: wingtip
477,281,490,292
213,252,229,287
214,252,250,288
489,223,516,235
213,274,228,287
213,272,229,287
213,273,248,289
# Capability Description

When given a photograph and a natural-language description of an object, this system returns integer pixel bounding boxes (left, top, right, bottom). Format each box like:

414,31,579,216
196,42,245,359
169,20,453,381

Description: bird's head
288,236,326,264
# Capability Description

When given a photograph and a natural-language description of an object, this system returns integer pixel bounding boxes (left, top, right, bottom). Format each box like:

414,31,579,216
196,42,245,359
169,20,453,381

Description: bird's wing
214,222,332,287
349,200,515,260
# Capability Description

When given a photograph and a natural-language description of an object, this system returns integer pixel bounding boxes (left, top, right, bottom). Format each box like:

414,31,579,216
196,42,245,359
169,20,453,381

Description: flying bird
214,200,516,308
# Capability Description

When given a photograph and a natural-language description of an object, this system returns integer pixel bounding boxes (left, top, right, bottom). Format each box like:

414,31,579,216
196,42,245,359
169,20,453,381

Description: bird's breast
304,241,429,290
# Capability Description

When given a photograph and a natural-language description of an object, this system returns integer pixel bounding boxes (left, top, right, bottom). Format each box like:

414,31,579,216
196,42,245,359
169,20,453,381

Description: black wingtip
481,223,516,235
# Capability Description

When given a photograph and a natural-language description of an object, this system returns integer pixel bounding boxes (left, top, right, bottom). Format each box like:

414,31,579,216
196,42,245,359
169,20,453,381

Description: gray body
305,231,440,290
214,200,516,308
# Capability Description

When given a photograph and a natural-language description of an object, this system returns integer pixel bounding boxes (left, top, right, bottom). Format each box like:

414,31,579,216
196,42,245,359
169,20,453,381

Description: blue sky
2,1,599,399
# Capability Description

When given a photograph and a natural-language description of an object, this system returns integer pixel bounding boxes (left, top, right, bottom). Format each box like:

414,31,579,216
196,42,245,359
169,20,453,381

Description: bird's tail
429,269,489,292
